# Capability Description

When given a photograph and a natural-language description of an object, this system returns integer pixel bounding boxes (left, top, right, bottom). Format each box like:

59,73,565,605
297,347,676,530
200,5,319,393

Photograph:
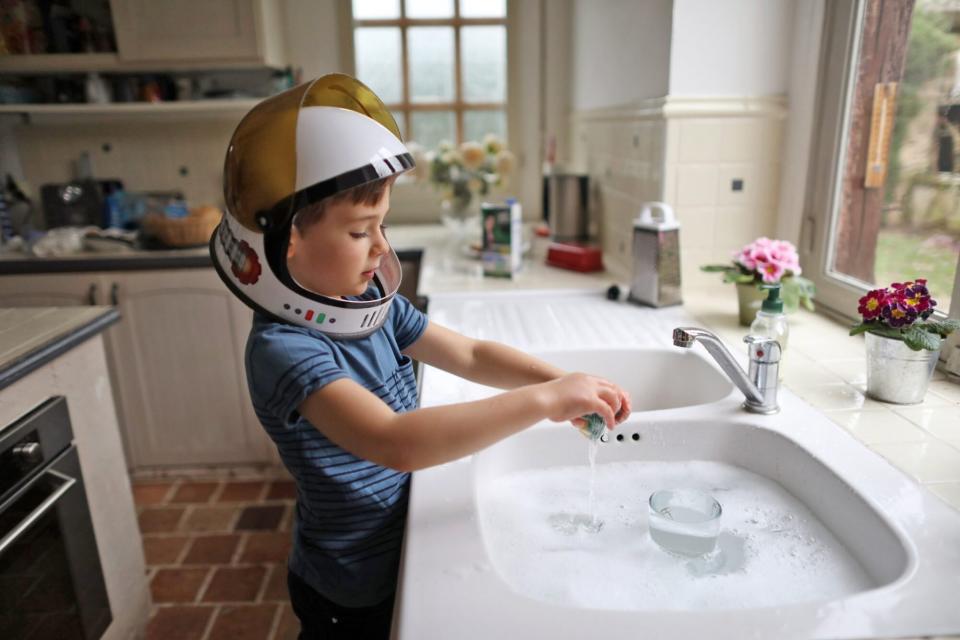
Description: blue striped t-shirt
245,292,427,607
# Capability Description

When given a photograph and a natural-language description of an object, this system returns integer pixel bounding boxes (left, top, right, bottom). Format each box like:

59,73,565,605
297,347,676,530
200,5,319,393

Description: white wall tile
15,121,238,209
676,165,719,207
713,205,756,249
679,119,722,163
716,163,758,206
674,206,716,251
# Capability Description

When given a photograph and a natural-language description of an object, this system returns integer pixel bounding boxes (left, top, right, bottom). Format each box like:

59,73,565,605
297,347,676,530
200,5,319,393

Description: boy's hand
540,373,632,432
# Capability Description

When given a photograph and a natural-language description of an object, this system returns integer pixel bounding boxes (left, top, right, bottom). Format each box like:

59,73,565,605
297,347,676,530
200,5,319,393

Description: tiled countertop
0,305,119,390
685,295,960,516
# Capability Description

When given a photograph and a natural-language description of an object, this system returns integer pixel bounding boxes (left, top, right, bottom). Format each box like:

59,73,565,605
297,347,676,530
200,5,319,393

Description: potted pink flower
849,280,958,404
701,237,815,326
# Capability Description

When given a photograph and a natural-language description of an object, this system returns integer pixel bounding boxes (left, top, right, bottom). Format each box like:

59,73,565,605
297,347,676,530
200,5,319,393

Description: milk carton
481,199,522,278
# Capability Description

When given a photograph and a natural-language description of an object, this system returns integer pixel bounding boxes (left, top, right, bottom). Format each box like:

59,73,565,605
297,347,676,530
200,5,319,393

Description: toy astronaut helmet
211,74,414,339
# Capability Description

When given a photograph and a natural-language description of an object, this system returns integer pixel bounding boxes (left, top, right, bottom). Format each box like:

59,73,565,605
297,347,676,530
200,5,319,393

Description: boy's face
286,190,391,298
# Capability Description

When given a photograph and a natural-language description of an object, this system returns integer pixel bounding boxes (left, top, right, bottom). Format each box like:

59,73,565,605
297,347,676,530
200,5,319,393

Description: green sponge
578,413,606,440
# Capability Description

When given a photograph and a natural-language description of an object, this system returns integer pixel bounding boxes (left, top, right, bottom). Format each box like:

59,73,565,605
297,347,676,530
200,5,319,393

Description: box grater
628,201,682,307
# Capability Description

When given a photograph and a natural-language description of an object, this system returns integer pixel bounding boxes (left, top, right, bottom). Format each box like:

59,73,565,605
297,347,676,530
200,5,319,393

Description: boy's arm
402,321,567,389
298,370,623,472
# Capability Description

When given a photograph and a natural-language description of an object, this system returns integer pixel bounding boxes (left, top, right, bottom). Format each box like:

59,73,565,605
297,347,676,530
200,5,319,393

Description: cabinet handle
87,283,98,305
110,282,119,306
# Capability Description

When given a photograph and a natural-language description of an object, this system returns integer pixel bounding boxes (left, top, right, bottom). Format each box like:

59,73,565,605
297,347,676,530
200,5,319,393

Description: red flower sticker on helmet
231,240,262,285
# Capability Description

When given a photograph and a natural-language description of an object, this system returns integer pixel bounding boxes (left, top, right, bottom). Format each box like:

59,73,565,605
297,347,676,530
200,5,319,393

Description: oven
0,397,111,639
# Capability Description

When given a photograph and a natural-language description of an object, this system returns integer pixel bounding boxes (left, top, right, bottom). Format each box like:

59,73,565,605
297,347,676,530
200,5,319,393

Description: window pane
354,28,403,103
410,111,456,149
406,0,453,18
463,109,505,143
461,26,506,103
459,0,505,18
831,4,959,312
408,27,455,103
352,0,400,19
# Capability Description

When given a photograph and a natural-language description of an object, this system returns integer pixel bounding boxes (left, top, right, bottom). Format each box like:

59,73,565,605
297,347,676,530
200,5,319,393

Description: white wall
570,0,673,110
283,0,344,79
669,0,792,97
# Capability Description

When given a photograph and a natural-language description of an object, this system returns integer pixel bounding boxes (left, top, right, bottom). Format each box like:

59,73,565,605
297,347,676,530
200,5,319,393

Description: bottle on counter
750,284,789,373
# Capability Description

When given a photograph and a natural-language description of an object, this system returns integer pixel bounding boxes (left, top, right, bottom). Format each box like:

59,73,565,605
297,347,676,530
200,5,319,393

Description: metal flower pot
736,283,765,326
865,332,940,404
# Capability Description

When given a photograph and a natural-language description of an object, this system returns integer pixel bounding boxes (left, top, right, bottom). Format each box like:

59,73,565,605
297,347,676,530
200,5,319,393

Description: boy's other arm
401,321,567,389
297,371,624,472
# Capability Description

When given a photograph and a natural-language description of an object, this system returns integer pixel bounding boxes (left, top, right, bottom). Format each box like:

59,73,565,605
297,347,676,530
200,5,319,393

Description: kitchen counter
683,294,960,514
0,305,119,389
400,290,960,640
0,245,212,273
3,224,957,510
0,224,618,292
0,305,148,640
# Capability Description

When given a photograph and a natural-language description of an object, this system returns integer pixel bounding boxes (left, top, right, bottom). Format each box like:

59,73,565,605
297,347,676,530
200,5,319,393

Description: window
348,0,508,150
804,0,960,321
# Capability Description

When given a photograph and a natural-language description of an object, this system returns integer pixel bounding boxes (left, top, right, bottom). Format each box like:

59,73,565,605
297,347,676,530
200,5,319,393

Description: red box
545,241,604,272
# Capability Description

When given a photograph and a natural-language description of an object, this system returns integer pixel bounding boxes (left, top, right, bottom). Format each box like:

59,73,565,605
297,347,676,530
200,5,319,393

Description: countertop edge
0,307,120,391
0,247,429,275
0,253,213,274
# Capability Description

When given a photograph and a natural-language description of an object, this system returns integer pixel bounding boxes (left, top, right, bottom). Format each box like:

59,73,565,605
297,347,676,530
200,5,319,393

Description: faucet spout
672,327,780,414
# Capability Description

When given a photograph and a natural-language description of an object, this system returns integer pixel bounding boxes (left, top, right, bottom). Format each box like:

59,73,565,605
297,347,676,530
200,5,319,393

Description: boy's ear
287,225,301,260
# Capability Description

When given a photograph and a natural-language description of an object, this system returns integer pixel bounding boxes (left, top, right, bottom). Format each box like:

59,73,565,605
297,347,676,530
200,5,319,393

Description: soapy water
476,460,875,611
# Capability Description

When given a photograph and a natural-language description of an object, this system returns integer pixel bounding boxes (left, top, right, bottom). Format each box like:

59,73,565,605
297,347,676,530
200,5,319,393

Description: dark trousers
287,569,395,640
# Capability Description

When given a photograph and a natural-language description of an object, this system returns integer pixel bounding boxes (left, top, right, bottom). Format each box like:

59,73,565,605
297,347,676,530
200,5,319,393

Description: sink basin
531,348,733,411
397,290,960,640
474,421,908,611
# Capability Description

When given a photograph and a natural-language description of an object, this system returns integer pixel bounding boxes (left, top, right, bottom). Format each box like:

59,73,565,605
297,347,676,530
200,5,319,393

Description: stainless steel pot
545,174,589,241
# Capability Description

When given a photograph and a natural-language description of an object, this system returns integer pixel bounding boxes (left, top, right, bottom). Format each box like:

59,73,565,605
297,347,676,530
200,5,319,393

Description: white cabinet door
0,273,102,307
101,269,274,468
110,0,284,66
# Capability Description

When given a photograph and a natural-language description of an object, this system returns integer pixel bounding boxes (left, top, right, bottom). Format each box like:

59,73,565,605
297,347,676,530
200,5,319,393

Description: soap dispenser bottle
750,284,789,363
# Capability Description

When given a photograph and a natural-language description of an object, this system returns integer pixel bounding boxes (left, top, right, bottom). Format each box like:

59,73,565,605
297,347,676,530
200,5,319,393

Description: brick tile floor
135,475,300,640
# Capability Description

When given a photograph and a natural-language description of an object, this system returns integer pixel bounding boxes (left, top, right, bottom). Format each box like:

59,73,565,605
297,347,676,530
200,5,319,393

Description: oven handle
0,469,77,555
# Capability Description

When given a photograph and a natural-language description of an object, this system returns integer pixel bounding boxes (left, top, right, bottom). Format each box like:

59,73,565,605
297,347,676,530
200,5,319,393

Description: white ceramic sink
396,290,960,640
474,420,907,612
531,348,732,411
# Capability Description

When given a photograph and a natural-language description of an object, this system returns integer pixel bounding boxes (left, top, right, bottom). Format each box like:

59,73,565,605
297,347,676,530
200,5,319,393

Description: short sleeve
245,322,350,427
391,294,428,351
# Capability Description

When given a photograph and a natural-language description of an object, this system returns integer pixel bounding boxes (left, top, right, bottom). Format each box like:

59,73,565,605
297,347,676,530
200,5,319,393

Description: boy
211,75,631,639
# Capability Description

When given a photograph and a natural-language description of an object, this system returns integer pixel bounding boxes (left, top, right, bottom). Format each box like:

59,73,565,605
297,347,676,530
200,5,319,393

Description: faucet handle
743,335,782,364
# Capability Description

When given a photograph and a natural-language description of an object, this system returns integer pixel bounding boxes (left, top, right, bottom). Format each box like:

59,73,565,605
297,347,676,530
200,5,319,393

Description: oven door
0,446,111,639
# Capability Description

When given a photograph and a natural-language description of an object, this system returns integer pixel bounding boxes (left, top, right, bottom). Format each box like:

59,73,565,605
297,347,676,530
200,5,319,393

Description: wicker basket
143,205,222,248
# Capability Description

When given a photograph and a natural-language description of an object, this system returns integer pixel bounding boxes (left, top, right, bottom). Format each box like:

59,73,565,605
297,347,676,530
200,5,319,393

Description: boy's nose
371,230,389,255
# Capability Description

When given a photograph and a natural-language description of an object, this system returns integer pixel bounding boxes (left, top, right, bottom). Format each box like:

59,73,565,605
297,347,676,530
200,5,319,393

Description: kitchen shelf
0,99,260,123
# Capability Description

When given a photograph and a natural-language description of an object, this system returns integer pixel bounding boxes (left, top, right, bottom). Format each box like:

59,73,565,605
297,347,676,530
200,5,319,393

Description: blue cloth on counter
245,290,427,607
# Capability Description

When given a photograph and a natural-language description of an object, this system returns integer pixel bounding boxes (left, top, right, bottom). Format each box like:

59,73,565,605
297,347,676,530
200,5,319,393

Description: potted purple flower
701,237,815,326
849,279,959,404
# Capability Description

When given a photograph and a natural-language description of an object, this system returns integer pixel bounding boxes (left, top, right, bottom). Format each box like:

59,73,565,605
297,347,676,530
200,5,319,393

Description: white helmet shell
210,74,414,339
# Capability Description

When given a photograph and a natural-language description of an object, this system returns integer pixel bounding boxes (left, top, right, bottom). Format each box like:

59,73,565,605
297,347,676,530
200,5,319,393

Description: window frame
337,0,537,225
801,0,960,325
341,0,509,147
